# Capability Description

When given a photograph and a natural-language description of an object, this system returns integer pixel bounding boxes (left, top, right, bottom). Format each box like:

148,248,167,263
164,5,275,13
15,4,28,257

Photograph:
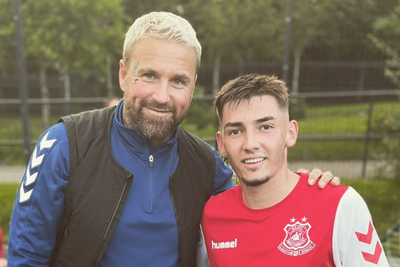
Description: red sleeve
0,227,3,258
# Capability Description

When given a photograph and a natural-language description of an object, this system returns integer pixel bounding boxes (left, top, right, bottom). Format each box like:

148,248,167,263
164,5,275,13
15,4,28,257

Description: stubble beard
240,175,271,187
123,98,188,144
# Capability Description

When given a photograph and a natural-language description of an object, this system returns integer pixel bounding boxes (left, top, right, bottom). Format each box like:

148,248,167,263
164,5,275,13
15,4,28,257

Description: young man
201,74,389,266
8,12,338,267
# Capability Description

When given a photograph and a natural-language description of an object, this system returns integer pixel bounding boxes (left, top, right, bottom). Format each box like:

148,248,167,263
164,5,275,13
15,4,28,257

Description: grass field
0,183,19,244
300,101,400,134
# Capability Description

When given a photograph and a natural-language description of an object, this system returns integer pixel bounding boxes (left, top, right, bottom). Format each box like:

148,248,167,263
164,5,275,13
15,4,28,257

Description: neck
241,170,299,209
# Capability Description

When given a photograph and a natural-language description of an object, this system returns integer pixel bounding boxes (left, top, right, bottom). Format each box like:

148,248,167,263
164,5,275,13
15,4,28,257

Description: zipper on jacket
91,180,129,266
145,154,154,213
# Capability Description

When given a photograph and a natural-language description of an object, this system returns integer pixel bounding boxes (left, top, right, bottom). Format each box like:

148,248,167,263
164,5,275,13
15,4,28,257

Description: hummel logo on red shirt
212,238,237,249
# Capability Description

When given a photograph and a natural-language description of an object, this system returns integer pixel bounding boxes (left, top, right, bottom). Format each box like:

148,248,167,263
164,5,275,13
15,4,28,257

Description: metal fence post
282,0,293,85
13,0,31,164
362,96,374,178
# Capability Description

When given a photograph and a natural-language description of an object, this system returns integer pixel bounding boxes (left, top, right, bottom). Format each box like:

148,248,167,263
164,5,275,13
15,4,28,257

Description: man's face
216,95,298,187
119,37,198,145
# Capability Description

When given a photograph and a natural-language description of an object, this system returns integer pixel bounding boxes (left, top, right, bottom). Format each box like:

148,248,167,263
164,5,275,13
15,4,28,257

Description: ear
285,120,298,148
119,59,128,93
216,131,227,158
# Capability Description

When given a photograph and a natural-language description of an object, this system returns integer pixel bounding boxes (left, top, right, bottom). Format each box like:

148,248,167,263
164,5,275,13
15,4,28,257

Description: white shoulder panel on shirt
332,187,390,267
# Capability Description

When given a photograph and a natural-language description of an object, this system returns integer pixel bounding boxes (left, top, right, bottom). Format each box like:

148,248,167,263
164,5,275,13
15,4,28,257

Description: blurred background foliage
1,0,400,173
1,0,400,85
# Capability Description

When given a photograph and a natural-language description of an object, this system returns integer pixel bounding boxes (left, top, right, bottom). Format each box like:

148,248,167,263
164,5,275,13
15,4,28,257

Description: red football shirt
201,173,389,266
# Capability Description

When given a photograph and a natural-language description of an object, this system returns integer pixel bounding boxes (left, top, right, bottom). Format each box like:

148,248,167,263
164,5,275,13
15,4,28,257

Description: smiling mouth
243,158,265,164
145,106,171,114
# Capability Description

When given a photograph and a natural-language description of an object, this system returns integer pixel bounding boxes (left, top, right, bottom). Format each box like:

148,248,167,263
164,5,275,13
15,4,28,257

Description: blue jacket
8,100,234,266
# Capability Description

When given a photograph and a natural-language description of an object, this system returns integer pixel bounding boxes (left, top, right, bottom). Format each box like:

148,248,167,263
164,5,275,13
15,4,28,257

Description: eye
228,129,241,136
172,79,183,85
171,79,187,89
143,73,156,80
261,125,272,130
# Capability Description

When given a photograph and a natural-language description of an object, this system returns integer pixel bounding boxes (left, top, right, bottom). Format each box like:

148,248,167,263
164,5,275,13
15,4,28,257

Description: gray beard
123,99,188,144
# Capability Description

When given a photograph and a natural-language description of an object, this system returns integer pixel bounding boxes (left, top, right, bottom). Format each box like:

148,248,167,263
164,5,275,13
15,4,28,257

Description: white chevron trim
19,132,57,203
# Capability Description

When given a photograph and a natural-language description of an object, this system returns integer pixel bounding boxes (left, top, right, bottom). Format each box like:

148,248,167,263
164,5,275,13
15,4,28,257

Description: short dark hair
215,73,289,122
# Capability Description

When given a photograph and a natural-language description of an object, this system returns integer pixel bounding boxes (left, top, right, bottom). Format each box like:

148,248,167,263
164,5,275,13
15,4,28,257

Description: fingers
307,168,323,186
304,168,340,188
330,176,341,186
317,171,333,189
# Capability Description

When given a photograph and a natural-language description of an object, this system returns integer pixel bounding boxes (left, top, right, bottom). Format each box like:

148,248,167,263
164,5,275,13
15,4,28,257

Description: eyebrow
223,122,243,130
134,66,192,83
223,116,275,130
134,66,153,75
256,116,275,124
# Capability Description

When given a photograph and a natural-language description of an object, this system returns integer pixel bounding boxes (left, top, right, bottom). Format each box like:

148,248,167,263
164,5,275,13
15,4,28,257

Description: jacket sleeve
210,146,235,196
332,187,390,267
8,123,70,267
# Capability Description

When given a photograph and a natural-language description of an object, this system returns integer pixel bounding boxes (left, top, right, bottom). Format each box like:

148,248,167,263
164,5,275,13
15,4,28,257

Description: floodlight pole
14,0,31,164
282,0,293,85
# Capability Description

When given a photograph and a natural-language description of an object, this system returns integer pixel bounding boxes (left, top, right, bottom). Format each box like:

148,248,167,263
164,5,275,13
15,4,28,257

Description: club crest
278,217,315,256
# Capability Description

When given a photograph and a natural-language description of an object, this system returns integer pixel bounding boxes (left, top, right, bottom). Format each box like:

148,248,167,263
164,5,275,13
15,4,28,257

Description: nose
242,129,260,152
152,80,170,104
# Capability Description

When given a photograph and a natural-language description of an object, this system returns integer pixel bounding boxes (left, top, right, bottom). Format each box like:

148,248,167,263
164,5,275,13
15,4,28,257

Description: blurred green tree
0,0,17,73
19,0,127,126
22,0,126,75
289,0,380,94
182,0,284,95
369,0,400,179
370,0,400,87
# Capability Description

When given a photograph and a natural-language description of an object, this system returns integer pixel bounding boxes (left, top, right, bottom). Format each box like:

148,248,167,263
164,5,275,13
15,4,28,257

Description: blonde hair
123,12,202,72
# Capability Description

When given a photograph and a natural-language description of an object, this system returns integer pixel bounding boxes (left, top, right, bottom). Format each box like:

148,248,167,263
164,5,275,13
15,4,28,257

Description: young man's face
119,37,198,145
217,95,298,187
